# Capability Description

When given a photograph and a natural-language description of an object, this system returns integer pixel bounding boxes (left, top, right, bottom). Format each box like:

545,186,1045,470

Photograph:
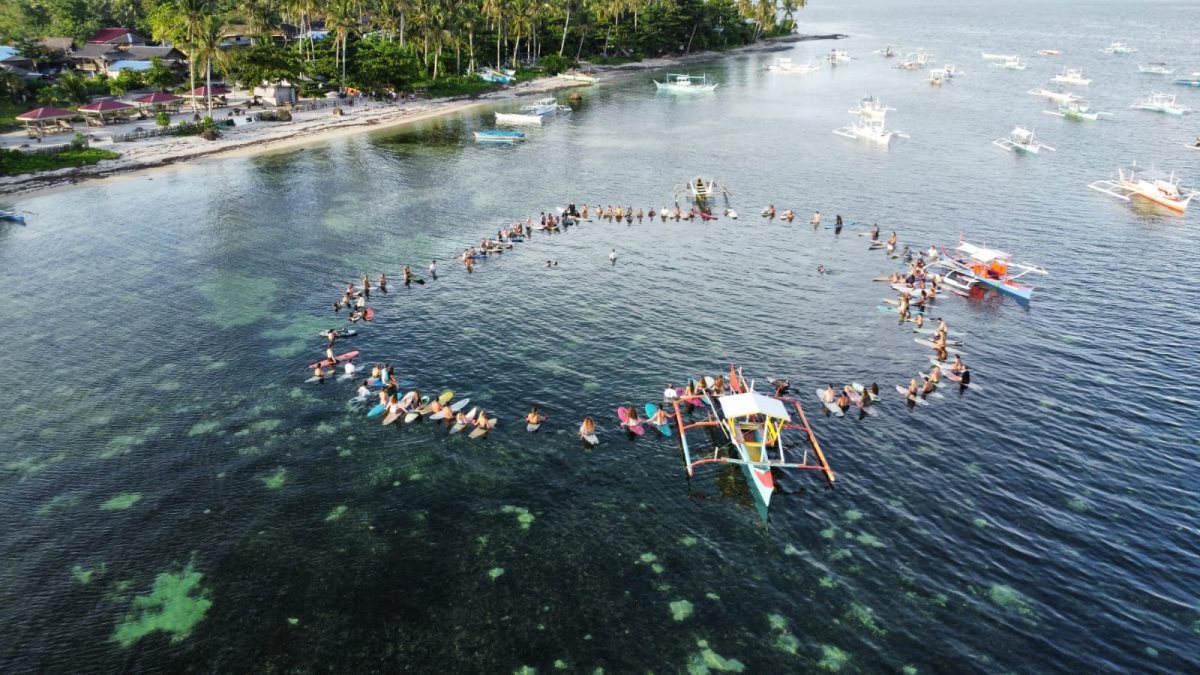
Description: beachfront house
254,82,298,106
221,24,300,47
68,43,185,76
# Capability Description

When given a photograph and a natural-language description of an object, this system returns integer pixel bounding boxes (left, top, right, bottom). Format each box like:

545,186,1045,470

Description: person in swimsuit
870,223,879,241
378,273,387,293
906,378,919,400
835,390,850,411
526,406,542,427
361,274,370,299
609,249,617,265
356,381,371,399
820,384,836,404
579,416,596,439
663,384,678,402
928,364,941,385
649,406,669,426
811,211,821,226
311,364,325,381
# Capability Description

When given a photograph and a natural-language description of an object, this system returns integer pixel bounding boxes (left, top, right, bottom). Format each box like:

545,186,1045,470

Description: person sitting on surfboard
820,384,836,404
663,385,678,402
913,314,925,328
399,390,420,411
928,364,941,385
835,391,851,411
887,232,897,247
907,379,920,400
649,407,669,426
475,411,490,429
526,407,542,427
311,365,326,382
357,381,371,399
580,417,596,436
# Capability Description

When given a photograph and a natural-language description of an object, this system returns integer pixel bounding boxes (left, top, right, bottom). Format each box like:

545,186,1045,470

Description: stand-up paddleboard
451,406,478,433
617,407,645,435
814,388,844,417
895,384,929,406
430,397,469,420
469,418,497,439
404,395,432,423
644,403,672,436
367,402,388,417
308,351,360,370
319,328,357,339
915,337,964,355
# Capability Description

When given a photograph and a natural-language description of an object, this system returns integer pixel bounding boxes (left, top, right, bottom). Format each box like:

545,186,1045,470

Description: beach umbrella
181,85,230,98
15,107,75,121
78,99,134,113
133,91,183,105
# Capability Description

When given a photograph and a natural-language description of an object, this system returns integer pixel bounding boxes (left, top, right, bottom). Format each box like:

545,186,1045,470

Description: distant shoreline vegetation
0,0,811,104
0,133,119,176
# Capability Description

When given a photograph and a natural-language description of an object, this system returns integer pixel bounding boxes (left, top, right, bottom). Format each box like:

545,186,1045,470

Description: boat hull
735,447,774,523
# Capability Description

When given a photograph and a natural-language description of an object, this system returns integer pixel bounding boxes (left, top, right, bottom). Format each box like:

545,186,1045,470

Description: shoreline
0,34,846,200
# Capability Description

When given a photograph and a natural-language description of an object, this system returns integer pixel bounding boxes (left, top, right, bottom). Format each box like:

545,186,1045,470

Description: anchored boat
1089,165,1198,214
834,96,907,145
990,56,1027,71
1130,92,1191,115
1101,41,1137,54
1138,62,1176,75
0,210,26,224
673,366,834,523
764,57,818,74
981,52,1017,61
1028,87,1080,104
1044,99,1111,121
826,49,851,65
521,97,570,115
1052,68,1091,86
1036,49,1062,57
474,130,526,143
495,112,543,126
993,126,1055,154
476,67,515,84
675,177,729,204
654,73,718,92
937,241,1048,301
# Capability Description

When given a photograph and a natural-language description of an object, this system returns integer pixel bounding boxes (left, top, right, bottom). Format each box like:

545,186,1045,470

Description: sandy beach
0,36,833,198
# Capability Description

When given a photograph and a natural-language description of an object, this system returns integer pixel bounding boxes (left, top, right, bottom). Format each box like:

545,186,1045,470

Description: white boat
1089,164,1198,213
763,57,818,74
1138,62,1175,75
936,240,1047,301
835,97,907,145
653,73,718,92
1028,87,1081,104
981,52,1017,61
1101,42,1137,54
520,97,569,115
992,126,1055,154
1043,99,1111,122
1052,68,1091,86
474,130,526,143
495,112,543,126
675,177,728,203
1130,92,1191,115
990,56,1027,71
1037,49,1062,57
826,49,851,65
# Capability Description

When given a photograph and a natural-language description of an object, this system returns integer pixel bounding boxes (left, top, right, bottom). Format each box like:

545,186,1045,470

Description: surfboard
851,383,881,403
404,396,431,423
382,408,403,425
367,403,388,417
814,388,843,417
617,406,644,436
469,418,497,439
644,403,672,436
308,351,360,370
526,422,541,432
915,337,964,355
895,384,929,406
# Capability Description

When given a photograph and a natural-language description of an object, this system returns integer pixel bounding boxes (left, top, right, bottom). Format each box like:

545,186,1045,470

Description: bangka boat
763,57,818,74
1028,87,1080,104
1138,62,1176,75
835,97,907,145
1101,42,1137,54
495,112,543,126
0,210,26,224
1175,77,1200,88
654,73,718,92
1043,99,1111,121
1052,68,1091,86
675,177,729,203
1089,164,1198,213
1130,92,1191,115
981,52,1017,61
558,71,598,83
520,97,570,115
476,68,515,84
474,130,526,143
990,56,1027,71
992,126,1055,154
826,49,851,65
672,366,834,523
937,241,1048,301
1036,49,1062,57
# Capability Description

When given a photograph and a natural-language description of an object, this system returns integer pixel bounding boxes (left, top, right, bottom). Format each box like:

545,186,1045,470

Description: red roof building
88,28,148,45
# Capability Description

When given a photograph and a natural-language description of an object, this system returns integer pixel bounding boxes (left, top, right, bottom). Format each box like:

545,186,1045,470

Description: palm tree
193,15,230,116
326,0,361,88
177,0,212,112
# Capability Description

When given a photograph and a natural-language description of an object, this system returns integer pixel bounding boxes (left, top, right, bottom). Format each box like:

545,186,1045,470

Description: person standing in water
609,249,617,265
361,274,370,300
378,273,387,293
403,265,413,286
811,211,821,227
429,260,438,280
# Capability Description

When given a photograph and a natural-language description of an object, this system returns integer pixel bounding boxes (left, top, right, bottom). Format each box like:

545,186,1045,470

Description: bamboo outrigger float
672,365,834,523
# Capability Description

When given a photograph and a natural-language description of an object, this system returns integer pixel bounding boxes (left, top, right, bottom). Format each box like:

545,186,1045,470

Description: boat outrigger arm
672,367,834,523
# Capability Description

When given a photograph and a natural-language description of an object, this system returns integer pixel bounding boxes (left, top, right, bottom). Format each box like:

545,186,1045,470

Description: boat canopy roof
718,391,791,421
956,241,1009,262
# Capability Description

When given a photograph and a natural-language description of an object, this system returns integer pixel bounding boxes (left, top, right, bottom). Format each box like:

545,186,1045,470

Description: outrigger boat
1138,62,1176,75
981,52,1017,61
1101,42,1137,54
937,240,1048,301
1130,92,1191,115
1043,99,1111,121
834,96,908,145
674,177,730,204
826,49,851,65
764,57,818,74
990,56,1027,71
0,210,26,224
672,366,834,523
521,97,570,115
1028,87,1080,104
1052,68,1091,86
654,73,718,92
476,67,515,84
1176,75,1200,88
1036,49,1062,57
1088,164,1198,214
992,126,1055,154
